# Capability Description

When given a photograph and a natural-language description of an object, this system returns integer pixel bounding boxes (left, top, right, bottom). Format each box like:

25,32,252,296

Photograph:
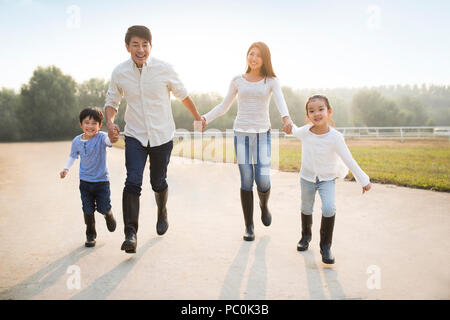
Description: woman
201,42,293,241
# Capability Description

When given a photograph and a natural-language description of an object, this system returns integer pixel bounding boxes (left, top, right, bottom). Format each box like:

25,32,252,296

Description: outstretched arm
182,96,205,132
272,78,293,134
202,79,238,125
334,134,371,192
104,70,123,143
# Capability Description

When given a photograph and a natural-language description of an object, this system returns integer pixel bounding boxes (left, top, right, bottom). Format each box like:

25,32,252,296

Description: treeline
1,66,449,142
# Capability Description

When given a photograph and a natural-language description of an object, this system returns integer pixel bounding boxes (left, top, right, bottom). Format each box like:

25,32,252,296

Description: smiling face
246,46,263,73
80,116,101,139
306,98,333,127
126,35,151,68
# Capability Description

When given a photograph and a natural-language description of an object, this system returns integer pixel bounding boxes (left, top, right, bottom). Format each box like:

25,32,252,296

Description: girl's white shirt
292,124,370,187
202,75,290,133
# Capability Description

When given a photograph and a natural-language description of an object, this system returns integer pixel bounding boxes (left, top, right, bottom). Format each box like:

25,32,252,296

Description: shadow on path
300,250,346,299
219,240,252,299
219,236,270,299
322,264,346,300
70,237,162,300
0,245,103,300
245,235,269,299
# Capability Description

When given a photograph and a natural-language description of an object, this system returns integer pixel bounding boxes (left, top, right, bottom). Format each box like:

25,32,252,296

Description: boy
60,107,117,247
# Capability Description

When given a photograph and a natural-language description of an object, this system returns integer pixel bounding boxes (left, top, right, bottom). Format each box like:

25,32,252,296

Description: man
104,25,205,253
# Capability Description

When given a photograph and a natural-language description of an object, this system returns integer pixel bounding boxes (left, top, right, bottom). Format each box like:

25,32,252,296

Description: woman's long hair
245,42,276,78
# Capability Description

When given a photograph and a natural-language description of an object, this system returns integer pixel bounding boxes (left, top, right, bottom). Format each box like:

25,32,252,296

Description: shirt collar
129,57,152,70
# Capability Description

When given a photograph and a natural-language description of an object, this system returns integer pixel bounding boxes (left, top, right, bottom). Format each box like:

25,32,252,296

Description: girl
288,94,371,264
201,42,293,241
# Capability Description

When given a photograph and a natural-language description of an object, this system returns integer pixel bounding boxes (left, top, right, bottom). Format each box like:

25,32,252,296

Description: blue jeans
124,136,173,196
300,177,336,217
234,130,271,192
79,180,111,215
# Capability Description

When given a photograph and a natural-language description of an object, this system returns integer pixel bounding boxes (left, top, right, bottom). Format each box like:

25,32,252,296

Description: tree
18,66,78,140
78,78,108,112
351,90,401,126
395,95,429,126
0,88,20,141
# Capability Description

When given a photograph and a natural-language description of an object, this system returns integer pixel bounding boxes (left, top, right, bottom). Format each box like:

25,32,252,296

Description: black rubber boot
257,188,272,226
84,213,96,247
121,191,140,254
320,215,336,264
240,189,255,241
155,187,169,236
103,210,116,232
297,213,312,251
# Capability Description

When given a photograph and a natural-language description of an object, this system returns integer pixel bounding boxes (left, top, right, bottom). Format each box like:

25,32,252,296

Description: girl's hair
79,107,104,124
245,42,276,79
305,94,335,127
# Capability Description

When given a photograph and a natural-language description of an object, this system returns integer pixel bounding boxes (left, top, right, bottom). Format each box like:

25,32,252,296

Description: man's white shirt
105,57,188,147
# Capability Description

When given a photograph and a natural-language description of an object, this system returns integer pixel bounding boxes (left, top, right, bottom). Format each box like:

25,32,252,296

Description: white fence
334,126,450,139
171,127,450,140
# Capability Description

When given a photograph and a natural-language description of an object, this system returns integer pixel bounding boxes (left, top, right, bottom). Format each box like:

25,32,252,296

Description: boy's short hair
125,25,152,45
79,107,104,124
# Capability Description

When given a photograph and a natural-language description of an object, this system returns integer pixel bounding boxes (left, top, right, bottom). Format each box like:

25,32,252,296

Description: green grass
114,137,450,192
280,139,450,192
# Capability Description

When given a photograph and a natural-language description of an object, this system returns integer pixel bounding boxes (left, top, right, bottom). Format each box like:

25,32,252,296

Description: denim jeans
300,177,336,217
124,136,173,196
79,180,111,215
234,130,271,192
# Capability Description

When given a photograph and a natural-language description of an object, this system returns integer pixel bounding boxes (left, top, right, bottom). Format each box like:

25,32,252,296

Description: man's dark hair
125,25,152,45
79,107,104,124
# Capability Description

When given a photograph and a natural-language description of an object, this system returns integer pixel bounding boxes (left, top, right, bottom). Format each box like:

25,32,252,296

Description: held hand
282,124,293,135
107,123,120,143
281,117,293,135
362,183,372,194
60,169,68,179
193,117,206,132
201,116,207,131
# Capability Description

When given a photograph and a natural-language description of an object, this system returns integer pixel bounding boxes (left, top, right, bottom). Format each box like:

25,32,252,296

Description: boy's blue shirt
70,131,111,182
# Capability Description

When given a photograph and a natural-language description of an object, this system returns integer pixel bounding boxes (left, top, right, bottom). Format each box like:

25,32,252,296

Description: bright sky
1,0,449,96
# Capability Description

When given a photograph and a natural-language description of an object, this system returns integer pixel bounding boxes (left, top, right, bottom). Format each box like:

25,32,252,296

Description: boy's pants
79,180,111,215
300,177,336,217
123,135,173,196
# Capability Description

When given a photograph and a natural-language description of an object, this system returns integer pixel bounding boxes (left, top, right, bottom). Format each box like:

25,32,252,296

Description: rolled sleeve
167,65,188,101
104,70,123,111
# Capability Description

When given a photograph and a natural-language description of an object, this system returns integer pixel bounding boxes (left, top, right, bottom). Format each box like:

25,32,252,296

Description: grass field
113,137,450,192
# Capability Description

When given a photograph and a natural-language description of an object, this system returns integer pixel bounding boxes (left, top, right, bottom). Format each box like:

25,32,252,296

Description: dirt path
0,142,448,300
